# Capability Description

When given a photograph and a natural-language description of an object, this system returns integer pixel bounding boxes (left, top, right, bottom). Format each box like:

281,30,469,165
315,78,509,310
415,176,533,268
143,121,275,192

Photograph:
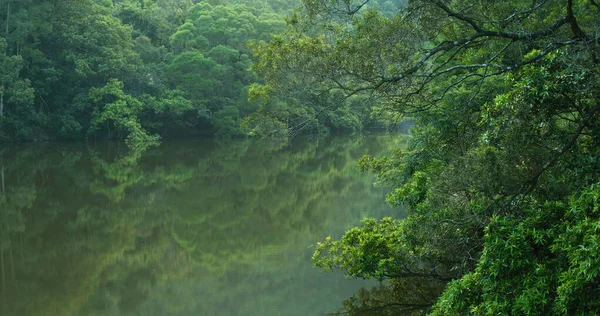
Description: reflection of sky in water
0,134,406,316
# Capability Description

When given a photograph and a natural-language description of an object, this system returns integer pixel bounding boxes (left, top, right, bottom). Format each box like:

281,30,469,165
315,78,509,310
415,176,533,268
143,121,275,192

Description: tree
254,0,600,313
0,38,35,139
253,0,599,128
88,79,160,148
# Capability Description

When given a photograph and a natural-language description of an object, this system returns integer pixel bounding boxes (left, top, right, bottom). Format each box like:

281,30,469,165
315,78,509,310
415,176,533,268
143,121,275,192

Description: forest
1,0,600,315
0,0,395,146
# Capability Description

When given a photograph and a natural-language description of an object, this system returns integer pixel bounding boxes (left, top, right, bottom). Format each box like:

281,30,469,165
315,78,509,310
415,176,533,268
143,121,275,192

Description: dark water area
0,134,407,316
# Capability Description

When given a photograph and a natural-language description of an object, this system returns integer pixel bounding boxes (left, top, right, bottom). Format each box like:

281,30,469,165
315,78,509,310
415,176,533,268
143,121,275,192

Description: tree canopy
251,0,600,313
0,0,319,146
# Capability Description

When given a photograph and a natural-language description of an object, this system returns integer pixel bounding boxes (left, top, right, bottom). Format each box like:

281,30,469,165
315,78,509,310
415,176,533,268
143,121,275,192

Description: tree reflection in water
0,134,416,316
333,277,447,316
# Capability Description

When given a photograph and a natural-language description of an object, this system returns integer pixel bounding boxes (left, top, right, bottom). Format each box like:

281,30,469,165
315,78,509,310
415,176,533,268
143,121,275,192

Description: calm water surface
0,134,406,316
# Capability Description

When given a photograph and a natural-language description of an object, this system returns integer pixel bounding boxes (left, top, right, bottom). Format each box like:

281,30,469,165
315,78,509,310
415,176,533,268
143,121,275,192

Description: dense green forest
251,0,600,314
0,0,282,144
0,0,393,145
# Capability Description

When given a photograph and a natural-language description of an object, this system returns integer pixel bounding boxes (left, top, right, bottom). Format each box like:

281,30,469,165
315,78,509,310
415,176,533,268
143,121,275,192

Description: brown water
0,134,406,316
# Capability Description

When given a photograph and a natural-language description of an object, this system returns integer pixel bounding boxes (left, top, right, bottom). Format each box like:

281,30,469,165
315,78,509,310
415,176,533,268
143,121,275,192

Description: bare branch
567,0,588,39
489,0,550,25
428,0,483,32
498,105,600,214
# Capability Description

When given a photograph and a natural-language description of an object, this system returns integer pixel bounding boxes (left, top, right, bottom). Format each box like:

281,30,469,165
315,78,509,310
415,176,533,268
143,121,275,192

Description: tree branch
567,0,588,39
429,0,483,32
332,303,433,315
490,0,550,25
499,105,600,213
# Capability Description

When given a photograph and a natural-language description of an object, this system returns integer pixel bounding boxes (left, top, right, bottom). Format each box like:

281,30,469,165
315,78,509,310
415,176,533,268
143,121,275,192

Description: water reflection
331,278,446,316
0,134,408,316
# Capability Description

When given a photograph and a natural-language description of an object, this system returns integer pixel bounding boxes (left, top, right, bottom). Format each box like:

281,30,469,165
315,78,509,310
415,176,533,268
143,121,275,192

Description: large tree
253,0,600,313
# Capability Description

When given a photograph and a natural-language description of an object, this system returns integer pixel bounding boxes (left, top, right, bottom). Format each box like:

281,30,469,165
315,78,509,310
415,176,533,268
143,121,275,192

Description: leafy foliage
0,0,325,146
254,0,600,313
432,183,600,315
88,79,160,147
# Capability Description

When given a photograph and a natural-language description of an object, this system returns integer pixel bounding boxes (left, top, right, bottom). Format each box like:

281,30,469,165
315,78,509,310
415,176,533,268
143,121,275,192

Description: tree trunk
5,0,11,39
1,250,4,294
1,0,11,118
1,166,4,195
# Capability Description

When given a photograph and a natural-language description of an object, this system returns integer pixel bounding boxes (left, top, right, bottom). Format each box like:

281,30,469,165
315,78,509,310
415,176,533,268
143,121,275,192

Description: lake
0,133,407,316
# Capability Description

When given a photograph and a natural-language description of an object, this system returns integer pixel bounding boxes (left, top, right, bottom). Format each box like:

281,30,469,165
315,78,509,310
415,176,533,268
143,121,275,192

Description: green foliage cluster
252,0,600,313
432,184,600,315
0,0,313,146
